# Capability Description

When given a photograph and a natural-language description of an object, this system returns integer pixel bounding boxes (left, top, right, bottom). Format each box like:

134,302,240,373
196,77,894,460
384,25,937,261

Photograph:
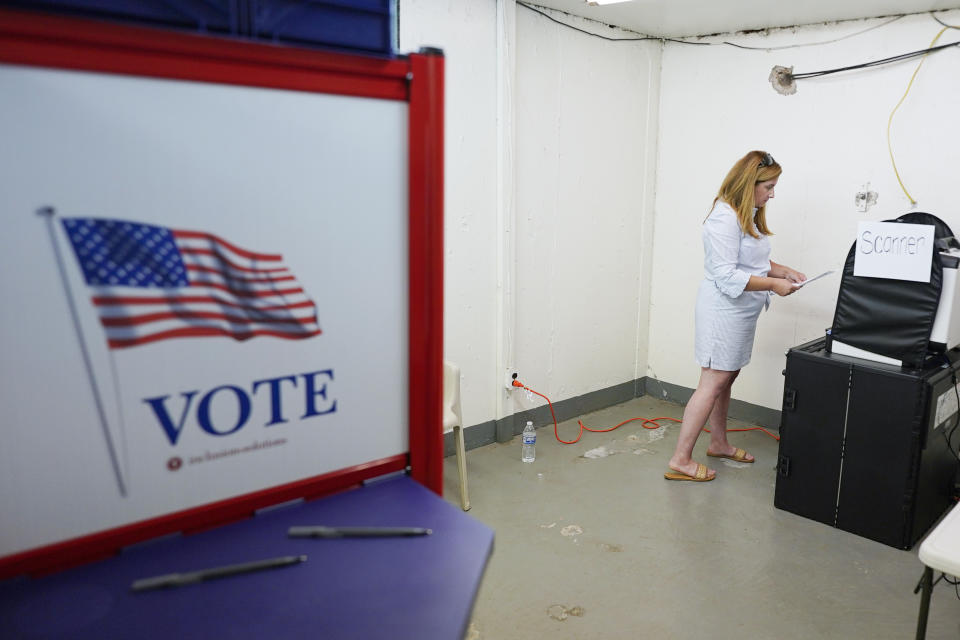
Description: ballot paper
794,270,835,288
766,269,837,311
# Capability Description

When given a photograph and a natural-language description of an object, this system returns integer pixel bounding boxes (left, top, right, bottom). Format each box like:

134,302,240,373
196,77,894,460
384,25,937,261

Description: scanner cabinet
775,338,958,549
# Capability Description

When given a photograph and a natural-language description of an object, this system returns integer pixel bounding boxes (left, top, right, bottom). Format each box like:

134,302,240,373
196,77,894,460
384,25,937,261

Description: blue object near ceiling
1,0,396,56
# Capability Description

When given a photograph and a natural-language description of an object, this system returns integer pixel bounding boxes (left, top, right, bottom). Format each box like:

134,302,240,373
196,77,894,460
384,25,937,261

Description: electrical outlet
855,183,877,212
505,370,519,390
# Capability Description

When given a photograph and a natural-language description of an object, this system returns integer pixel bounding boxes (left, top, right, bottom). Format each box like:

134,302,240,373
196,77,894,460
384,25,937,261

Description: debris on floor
581,434,661,459
646,426,667,442
547,604,585,622
583,445,614,459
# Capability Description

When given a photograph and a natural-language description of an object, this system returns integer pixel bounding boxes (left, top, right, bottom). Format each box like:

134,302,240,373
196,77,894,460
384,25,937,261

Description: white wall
401,1,661,429
513,7,660,408
401,2,960,427
650,11,960,411
399,0,500,426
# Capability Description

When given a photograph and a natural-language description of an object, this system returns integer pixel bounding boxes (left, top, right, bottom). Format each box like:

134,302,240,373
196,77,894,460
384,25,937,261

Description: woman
665,150,805,482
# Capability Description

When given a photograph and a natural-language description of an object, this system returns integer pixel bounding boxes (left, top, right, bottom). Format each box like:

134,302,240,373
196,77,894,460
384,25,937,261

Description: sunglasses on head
759,153,775,168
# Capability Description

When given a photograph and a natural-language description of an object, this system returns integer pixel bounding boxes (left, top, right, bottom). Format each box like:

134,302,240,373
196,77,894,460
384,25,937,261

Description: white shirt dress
694,201,771,371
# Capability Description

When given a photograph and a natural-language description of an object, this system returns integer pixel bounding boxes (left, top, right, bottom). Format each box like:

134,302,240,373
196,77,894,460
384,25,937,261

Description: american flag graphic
62,218,322,349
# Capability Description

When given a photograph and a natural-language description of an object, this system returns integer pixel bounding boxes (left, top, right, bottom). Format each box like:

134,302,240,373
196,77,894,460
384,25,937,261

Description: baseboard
443,376,782,457
492,379,639,444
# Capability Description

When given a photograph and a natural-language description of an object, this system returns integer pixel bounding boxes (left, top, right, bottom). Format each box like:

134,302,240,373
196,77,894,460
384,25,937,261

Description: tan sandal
706,447,754,463
663,463,715,482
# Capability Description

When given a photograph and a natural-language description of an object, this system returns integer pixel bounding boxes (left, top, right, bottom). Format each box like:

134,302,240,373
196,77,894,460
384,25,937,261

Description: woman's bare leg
705,371,754,461
668,367,739,478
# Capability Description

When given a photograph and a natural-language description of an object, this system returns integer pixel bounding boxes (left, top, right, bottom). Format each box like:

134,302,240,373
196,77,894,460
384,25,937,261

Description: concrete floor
441,395,960,640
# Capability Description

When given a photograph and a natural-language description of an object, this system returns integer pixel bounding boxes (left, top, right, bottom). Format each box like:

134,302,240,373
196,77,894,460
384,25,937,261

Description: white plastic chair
443,361,470,511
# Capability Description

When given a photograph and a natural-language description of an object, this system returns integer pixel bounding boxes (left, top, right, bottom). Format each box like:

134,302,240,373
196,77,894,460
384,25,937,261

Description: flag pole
39,207,127,497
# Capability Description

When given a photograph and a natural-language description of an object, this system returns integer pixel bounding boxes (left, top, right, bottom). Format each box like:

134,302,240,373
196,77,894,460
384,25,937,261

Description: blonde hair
712,150,781,239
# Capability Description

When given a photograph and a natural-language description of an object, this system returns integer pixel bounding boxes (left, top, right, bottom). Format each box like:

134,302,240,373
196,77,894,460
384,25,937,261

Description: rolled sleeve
703,210,750,298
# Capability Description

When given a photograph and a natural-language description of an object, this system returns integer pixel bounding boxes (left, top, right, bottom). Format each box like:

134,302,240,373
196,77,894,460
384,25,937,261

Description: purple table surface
0,474,494,639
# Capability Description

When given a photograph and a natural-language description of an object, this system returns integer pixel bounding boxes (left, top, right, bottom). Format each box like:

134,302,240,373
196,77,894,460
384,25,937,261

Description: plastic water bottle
522,421,536,462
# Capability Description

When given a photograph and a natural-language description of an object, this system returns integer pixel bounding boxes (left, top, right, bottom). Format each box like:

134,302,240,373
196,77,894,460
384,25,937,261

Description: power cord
939,354,960,465
518,0,957,206
883,27,951,205
511,379,780,445
789,38,960,80
517,1,913,50
518,2,960,69
944,573,960,601
932,12,960,30
516,1,704,45
915,570,960,605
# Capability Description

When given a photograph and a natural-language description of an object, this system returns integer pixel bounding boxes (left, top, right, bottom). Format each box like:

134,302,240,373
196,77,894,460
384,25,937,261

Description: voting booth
0,9,492,639
776,212,960,548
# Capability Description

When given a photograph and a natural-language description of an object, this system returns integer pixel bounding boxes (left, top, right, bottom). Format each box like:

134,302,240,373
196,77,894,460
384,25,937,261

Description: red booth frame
0,9,444,580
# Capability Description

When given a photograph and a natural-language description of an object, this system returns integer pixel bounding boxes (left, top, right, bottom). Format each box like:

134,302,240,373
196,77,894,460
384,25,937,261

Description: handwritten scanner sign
854,221,934,283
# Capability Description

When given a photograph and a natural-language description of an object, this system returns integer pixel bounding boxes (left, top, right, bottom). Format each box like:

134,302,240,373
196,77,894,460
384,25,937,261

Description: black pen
131,554,307,592
288,526,432,538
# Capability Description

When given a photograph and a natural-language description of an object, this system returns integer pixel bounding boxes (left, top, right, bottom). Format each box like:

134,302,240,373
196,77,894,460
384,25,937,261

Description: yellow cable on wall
887,26,948,206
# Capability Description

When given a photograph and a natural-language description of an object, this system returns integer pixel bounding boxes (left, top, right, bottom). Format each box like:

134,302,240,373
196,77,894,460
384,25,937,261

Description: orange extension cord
511,379,780,444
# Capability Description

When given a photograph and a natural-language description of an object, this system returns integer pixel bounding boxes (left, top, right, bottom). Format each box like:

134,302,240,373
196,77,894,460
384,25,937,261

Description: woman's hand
784,268,807,284
771,278,798,297
769,261,806,284
745,274,799,296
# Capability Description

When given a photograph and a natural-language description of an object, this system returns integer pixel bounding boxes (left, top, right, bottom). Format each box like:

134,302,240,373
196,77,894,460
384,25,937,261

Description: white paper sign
934,382,960,430
853,221,934,282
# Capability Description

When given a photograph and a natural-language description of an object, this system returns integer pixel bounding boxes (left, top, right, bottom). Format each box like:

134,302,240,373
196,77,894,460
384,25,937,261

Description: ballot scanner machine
775,212,960,549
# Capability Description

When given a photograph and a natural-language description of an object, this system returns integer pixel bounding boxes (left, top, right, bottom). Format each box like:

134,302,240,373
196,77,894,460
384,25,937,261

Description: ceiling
523,0,960,39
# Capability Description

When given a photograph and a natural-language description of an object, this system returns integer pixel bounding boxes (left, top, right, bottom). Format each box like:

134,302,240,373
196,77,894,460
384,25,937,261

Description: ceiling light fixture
587,0,634,6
